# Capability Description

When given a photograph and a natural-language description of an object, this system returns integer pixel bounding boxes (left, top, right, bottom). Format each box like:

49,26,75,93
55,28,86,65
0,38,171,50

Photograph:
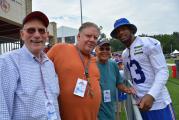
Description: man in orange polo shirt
47,22,101,120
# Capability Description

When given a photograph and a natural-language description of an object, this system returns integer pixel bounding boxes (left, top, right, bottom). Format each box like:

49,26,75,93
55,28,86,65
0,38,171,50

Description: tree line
106,32,179,54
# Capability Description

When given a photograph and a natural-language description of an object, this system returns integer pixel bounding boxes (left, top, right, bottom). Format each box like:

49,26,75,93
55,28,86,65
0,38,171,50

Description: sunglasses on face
22,27,47,34
99,47,110,51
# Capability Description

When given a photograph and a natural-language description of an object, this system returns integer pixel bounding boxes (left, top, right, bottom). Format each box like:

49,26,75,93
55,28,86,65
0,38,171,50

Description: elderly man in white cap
0,11,61,120
110,18,176,120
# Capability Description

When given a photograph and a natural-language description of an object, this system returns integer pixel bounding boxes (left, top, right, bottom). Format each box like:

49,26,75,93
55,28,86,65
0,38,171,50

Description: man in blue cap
110,18,176,120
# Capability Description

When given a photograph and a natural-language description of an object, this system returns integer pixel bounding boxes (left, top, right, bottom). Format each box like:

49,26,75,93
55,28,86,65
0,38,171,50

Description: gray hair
79,22,100,33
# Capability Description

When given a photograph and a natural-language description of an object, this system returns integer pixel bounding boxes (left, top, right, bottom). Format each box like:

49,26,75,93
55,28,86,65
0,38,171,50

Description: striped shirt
0,45,60,120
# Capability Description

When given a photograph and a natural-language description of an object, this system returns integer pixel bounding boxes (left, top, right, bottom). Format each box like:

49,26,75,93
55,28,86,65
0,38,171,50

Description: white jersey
122,36,172,110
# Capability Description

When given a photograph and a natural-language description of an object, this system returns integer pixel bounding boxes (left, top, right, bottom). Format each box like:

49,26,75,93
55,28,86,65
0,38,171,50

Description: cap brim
110,24,137,38
23,11,49,27
98,42,110,46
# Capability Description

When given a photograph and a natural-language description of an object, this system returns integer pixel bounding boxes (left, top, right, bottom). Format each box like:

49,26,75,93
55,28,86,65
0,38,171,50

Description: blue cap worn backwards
110,18,137,39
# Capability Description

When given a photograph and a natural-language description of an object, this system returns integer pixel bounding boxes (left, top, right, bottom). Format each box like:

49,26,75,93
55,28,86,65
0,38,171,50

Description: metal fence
125,80,143,120
0,36,21,55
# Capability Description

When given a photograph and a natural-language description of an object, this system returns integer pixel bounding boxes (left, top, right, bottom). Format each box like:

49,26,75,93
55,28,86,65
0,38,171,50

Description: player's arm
138,39,168,111
147,40,169,100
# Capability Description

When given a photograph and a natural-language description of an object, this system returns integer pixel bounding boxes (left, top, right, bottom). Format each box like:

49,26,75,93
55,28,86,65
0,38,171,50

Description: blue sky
32,0,179,37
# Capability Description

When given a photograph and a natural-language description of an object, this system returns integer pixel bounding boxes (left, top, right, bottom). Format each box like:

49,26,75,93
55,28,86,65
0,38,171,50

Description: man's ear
20,30,25,42
77,33,80,42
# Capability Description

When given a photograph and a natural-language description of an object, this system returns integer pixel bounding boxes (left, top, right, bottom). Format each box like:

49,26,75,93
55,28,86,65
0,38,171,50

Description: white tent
173,50,179,54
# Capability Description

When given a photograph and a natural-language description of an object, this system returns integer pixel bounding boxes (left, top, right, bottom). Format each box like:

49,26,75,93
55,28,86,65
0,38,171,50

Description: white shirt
122,36,171,110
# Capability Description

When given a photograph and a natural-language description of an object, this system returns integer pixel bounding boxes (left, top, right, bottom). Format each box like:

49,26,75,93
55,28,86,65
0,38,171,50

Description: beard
121,34,134,47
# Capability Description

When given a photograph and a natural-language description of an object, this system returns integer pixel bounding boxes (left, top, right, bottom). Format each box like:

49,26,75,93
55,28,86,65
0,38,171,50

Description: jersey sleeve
147,38,169,100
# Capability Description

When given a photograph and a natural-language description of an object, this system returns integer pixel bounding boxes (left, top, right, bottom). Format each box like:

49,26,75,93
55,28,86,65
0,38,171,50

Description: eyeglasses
22,27,47,34
99,47,110,51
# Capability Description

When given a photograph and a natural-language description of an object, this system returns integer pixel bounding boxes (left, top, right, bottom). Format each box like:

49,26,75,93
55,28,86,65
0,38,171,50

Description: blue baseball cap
110,18,137,38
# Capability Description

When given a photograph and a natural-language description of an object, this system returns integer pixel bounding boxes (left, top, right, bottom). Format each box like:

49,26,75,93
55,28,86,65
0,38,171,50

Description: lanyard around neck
76,47,91,79
76,46,94,97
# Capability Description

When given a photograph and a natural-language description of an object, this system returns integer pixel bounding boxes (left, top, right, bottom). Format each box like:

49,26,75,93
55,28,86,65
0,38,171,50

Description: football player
110,18,176,120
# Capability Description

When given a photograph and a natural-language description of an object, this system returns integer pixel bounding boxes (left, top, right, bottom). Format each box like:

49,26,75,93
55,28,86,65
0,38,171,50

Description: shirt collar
21,45,49,63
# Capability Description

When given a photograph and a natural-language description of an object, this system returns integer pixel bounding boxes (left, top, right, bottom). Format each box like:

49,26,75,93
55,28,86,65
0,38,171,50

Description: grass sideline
166,56,179,64
167,66,179,119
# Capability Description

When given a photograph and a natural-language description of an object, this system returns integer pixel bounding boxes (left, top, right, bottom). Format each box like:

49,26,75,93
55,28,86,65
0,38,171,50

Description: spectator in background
0,11,60,120
115,58,124,78
115,58,128,119
110,17,176,120
95,38,134,120
47,22,101,120
112,53,121,61
44,43,52,53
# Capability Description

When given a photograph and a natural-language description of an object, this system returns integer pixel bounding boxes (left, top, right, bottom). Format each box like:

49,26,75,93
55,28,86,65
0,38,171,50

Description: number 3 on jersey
127,60,146,84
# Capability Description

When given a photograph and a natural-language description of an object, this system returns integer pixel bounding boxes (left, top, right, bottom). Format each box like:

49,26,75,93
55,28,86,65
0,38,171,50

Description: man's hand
138,94,154,111
117,84,135,94
123,87,136,94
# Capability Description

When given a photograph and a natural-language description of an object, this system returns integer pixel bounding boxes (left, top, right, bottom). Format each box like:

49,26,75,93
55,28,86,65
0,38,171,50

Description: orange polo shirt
47,43,101,120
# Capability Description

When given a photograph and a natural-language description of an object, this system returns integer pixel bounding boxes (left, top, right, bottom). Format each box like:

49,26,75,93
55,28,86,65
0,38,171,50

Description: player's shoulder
138,36,162,54
137,36,160,46
122,48,128,58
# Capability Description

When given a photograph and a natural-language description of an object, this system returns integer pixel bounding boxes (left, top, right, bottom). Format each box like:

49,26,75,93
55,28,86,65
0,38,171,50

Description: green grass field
166,56,179,64
167,66,179,119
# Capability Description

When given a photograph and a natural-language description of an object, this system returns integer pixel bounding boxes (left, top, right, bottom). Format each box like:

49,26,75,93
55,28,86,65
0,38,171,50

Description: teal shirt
97,59,123,120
